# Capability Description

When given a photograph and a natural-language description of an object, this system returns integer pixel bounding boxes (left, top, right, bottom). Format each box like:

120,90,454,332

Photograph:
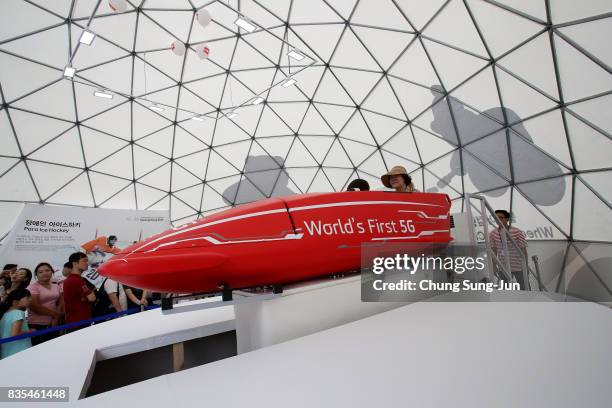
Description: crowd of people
0,252,152,359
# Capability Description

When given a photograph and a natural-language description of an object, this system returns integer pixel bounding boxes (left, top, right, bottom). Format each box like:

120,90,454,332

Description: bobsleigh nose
97,257,128,281
97,251,229,293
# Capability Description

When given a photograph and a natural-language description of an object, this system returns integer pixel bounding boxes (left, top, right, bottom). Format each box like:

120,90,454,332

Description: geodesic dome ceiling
0,0,611,243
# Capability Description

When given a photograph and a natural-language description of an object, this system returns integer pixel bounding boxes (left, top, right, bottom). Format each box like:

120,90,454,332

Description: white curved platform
0,297,235,404
74,295,611,408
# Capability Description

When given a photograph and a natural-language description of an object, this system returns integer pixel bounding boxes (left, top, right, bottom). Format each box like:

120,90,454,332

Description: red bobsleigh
97,191,451,293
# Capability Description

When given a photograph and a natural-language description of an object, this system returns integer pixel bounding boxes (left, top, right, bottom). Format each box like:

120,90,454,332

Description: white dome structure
0,1,610,298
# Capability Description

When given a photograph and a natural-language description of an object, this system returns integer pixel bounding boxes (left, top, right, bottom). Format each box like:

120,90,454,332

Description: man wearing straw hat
381,166,418,192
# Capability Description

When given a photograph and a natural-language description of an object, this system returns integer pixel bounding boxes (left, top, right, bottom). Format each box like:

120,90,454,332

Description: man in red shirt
63,252,96,329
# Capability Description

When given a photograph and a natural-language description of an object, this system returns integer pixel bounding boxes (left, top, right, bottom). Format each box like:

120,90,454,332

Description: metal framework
0,0,610,252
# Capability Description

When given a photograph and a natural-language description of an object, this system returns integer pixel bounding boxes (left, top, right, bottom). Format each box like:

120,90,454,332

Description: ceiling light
63,66,76,78
282,77,297,88
191,115,205,121
79,30,96,46
149,104,164,112
226,111,238,119
251,96,264,105
93,89,113,99
287,50,304,61
234,17,256,33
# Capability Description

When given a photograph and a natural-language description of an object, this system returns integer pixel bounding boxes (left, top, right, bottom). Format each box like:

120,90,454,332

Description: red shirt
62,273,93,324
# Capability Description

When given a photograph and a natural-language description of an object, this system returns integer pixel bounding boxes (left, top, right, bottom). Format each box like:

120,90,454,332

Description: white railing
465,194,544,291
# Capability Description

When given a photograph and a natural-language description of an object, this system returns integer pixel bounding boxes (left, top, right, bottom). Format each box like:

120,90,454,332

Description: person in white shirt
103,278,127,312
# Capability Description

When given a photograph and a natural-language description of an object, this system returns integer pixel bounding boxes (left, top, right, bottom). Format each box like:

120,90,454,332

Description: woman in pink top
27,262,64,345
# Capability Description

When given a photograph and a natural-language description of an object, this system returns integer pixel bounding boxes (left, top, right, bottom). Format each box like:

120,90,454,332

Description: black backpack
92,278,118,318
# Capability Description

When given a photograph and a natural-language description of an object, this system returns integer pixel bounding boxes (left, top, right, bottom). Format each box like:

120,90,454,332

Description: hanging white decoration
171,41,186,56
196,43,211,60
196,9,212,28
108,0,127,13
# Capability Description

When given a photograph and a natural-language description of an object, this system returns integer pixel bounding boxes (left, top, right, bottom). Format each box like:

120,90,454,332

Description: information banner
0,204,170,285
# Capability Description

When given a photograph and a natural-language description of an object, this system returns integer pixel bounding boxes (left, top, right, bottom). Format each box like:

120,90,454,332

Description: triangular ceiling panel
83,103,132,141
498,33,559,100
553,33,612,103
80,126,129,167
510,187,567,240
339,112,376,145
136,126,174,158
323,167,354,192
565,113,612,171
331,28,381,71
0,0,63,43
173,184,204,213
285,138,319,167
568,94,612,136
389,39,441,87
299,105,335,135
175,149,210,180
136,182,168,209
89,172,132,205
10,109,74,155
422,38,489,91
514,176,572,237
0,162,39,202
313,69,354,106
362,78,406,120
313,103,355,134
12,80,76,122
352,26,415,70
558,17,612,69
291,24,345,64
0,24,68,69
0,0,608,247
47,173,94,207
496,68,557,119
467,0,544,58
139,162,171,191
289,0,344,24
396,0,446,31
133,145,168,179
90,145,133,180
351,0,410,31
423,0,488,57
100,184,137,210
300,136,335,164
170,163,203,192
332,67,382,106
0,110,20,156
28,127,84,168
381,126,421,164
0,53,60,102
308,168,335,192
263,102,307,134
27,161,82,200
361,111,406,146
255,136,294,162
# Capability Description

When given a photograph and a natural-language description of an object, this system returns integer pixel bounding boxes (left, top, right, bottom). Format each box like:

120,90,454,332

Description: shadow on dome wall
562,243,612,303
222,155,296,206
565,257,612,303
427,85,565,206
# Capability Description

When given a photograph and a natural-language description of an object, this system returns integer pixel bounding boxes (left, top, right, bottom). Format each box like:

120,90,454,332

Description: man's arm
108,292,123,312
104,279,123,312
125,287,140,305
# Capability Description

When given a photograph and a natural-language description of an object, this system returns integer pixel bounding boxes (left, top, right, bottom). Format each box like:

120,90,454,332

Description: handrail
465,194,544,291
0,305,159,345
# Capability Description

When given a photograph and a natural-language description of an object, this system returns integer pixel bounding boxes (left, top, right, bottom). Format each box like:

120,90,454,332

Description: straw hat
381,165,412,189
